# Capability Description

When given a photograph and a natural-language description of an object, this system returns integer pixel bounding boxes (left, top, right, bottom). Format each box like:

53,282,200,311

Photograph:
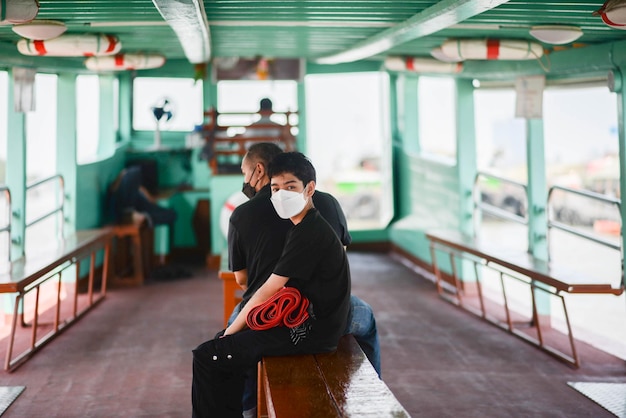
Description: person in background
228,143,381,417
192,152,351,417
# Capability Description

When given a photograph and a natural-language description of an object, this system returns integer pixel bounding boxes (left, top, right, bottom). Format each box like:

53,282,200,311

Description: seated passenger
192,152,352,417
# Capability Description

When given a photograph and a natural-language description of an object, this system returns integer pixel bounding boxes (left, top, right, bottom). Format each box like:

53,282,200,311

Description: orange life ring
385,56,463,74
85,53,166,71
0,0,38,24
440,39,544,61
17,34,121,57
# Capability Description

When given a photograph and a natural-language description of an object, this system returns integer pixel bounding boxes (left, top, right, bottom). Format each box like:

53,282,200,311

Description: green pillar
6,68,26,261
297,81,306,153
615,68,626,290
118,72,132,143
526,118,548,260
57,73,77,235
456,79,476,237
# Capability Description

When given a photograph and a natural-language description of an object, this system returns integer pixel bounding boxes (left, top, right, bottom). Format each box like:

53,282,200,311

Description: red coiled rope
246,287,310,331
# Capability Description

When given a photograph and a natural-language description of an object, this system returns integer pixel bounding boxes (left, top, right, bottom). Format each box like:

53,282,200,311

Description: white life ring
85,53,166,71
219,191,250,238
17,34,121,57
596,0,626,29
385,56,463,74
440,39,544,61
0,0,38,24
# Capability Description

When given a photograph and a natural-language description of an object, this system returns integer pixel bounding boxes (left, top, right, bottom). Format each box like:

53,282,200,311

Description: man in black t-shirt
227,143,379,417
191,152,351,417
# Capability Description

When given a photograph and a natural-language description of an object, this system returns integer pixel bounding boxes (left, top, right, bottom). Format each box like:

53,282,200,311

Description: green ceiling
0,1,624,71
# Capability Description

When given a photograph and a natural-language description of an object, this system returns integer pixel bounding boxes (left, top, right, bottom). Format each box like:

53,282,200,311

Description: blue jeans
227,294,382,411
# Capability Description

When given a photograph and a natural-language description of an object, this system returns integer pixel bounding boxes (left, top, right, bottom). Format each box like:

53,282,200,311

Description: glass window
132,77,203,131
418,77,456,160
26,74,57,182
474,88,528,252
0,71,7,185
25,74,59,253
306,72,392,230
76,75,99,164
217,80,297,127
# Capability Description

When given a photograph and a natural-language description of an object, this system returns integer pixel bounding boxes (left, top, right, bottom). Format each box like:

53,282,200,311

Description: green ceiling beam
315,0,511,65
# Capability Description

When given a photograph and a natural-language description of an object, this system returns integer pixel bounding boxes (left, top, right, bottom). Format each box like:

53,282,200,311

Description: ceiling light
529,25,583,45
12,20,67,40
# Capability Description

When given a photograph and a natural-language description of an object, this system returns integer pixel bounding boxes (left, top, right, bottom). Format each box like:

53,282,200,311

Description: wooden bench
258,334,409,418
217,270,242,328
426,229,625,368
0,228,112,372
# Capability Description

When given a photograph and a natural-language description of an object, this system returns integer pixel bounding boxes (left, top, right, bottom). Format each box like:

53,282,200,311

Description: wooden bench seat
258,334,409,418
0,228,112,372
425,229,624,368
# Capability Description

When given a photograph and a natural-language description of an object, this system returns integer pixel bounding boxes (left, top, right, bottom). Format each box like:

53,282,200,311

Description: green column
6,68,26,261
297,81,306,153
526,118,548,260
616,68,626,290
57,73,77,235
118,72,132,143
456,79,476,237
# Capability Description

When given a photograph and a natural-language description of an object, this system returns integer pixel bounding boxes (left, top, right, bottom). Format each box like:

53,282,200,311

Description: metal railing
0,185,11,262
473,172,529,228
25,174,65,242
547,185,622,251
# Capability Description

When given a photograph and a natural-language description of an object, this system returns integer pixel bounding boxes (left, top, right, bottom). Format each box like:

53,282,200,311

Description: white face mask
270,189,307,219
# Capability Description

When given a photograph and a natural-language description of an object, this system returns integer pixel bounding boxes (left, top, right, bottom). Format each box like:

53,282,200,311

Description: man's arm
223,273,289,336
233,269,248,290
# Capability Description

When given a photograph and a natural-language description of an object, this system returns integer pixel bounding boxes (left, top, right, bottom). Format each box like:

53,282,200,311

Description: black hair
268,152,316,185
246,142,283,167
259,98,273,112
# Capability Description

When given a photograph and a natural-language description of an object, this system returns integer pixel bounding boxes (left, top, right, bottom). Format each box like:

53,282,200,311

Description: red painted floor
0,251,622,417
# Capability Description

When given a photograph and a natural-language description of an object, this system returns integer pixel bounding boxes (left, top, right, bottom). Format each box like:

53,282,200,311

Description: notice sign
515,75,545,119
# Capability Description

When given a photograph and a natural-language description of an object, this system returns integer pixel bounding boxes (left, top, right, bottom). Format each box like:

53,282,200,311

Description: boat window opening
305,72,391,230
0,71,7,261
418,76,456,162
474,88,528,253
132,77,203,132
0,71,7,186
76,75,100,164
26,74,57,183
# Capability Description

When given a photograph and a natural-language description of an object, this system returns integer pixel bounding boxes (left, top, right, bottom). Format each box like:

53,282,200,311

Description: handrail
0,185,11,262
547,184,622,251
473,171,529,227
25,175,65,238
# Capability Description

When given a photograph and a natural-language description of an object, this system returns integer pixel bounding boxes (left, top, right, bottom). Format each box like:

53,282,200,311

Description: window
25,74,59,253
0,71,7,185
418,77,456,160
132,77,203,131
474,88,528,252
76,75,99,164
217,80,297,127
306,72,392,230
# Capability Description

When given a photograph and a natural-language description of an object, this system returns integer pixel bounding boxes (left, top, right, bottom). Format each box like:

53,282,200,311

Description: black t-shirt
272,208,351,350
228,185,351,305
228,186,292,303
312,191,352,246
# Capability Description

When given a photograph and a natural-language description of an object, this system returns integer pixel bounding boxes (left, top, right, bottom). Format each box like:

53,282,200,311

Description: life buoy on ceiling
384,56,463,74
85,53,166,71
219,191,250,238
594,0,626,29
17,34,121,57
440,39,544,61
0,0,39,24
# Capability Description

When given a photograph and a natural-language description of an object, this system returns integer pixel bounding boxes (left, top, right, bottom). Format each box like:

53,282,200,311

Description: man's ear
305,181,316,198
256,163,265,178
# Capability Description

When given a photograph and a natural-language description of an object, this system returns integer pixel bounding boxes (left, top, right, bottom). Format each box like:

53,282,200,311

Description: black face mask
242,182,256,199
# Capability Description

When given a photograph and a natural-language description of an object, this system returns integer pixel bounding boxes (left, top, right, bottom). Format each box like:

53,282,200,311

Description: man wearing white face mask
192,152,351,418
